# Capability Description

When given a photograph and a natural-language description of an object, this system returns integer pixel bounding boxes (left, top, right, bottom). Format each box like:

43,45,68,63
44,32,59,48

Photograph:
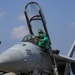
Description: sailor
36,29,50,52
36,29,59,54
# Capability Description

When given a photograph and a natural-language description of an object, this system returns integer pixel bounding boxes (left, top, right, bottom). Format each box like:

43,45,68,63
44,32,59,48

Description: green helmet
38,29,43,33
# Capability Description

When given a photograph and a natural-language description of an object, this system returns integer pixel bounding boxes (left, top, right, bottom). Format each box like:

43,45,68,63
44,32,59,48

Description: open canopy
24,2,51,45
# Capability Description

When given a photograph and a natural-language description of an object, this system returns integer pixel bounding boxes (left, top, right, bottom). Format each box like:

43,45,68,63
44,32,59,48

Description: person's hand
36,37,40,41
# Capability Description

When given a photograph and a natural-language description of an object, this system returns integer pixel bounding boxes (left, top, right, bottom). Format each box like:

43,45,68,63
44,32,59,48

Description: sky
0,0,75,56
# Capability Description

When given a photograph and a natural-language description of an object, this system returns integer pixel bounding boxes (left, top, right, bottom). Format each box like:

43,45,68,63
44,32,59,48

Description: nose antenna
0,41,1,44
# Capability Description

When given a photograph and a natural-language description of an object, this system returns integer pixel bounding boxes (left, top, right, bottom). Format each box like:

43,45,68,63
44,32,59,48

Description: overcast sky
0,0,75,56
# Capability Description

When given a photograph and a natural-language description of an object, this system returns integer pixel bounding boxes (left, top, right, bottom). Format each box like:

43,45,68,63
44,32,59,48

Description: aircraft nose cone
0,55,10,64
0,48,24,71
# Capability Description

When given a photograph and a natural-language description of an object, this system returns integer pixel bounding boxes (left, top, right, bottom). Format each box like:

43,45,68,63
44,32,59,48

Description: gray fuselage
0,42,52,73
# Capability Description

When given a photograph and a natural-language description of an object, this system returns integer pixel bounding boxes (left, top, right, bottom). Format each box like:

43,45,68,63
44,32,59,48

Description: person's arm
40,37,48,42
38,37,48,45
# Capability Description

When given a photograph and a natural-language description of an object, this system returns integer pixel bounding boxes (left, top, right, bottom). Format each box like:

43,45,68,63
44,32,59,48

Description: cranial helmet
38,29,43,33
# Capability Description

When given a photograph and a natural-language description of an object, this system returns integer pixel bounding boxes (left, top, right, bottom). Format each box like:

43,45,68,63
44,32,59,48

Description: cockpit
22,35,37,44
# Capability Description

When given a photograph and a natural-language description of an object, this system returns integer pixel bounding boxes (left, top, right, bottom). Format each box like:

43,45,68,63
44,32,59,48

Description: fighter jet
0,2,75,75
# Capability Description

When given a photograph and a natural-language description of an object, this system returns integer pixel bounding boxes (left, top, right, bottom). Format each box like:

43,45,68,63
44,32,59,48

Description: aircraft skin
0,39,75,75
0,2,75,75
0,42,52,74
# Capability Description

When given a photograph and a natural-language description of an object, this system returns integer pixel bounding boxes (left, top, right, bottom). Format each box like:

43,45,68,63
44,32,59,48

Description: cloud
0,12,7,17
19,14,26,21
11,25,29,39
71,22,75,27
